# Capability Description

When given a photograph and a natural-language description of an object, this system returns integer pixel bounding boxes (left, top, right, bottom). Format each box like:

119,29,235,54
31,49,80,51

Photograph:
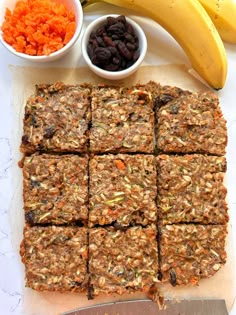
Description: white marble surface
0,3,236,314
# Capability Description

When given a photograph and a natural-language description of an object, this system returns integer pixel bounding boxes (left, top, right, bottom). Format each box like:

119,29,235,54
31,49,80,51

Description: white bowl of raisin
82,14,147,80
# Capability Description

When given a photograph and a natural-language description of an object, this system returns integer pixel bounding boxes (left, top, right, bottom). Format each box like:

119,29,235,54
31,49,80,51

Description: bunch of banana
81,0,228,90
198,0,236,44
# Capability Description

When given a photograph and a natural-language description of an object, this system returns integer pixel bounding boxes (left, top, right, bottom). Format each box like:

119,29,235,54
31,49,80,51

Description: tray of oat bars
9,64,236,315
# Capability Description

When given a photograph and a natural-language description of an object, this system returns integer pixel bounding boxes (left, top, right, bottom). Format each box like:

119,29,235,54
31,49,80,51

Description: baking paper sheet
9,64,236,315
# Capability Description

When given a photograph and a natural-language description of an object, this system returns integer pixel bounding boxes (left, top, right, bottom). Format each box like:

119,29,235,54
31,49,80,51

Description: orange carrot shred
1,0,76,56
114,159,126,170
81,249,88,259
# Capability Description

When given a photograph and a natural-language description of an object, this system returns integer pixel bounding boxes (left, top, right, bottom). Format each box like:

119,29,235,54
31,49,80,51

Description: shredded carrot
114,159,126,170
189,276,198,285
81,249,88,259
1,0,76,56
57,200,65,208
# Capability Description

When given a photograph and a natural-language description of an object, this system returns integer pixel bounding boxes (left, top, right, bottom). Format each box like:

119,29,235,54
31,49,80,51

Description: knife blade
61,299,228,315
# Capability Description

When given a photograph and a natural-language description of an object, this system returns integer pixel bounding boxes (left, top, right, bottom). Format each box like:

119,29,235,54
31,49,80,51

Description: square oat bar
157,154,228,224
89,154,157,227
90,84,155,153
23,154,88,225
89,225,159,296
20,226,88,292
20,82,91,154
160,224,227,286
156,91,227,155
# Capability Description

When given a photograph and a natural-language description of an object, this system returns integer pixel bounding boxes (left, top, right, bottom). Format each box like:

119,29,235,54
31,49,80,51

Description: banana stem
80,0,101,8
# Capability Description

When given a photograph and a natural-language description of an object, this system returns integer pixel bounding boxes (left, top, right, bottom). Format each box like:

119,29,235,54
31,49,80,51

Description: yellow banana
81,0,227,89
198,0,236,44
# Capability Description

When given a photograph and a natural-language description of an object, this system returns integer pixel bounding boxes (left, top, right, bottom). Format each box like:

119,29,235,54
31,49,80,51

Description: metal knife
61,299,228,315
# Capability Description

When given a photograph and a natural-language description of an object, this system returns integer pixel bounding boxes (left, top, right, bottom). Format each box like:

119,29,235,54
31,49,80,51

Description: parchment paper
9,64,236,315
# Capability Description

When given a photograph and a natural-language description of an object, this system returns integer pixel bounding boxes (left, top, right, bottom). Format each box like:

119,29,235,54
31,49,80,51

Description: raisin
89,31,96,40
112,56,120,65
106,16,117,26
222,163,227,172
24,111,30,120
170,269,177,286
70,281,81,287
91,55,99,66
116,15,126,25
94,47,111,64
128,112,137,121
87,43,94,59
31,115,37,127
124,32,135,43
21,134,29,145
158,270,163,281
36,143,44,151
44,126,56,139
126,42,136,51
30,179,40,188
114,222,128,230
107,46,118,55
154,94,174,109
170,104,179,114
161,94,175,104
133,49,140,61
126,22,135,35
103,63,119,71
103,35,115,47
95,36,106,47
111,34,120,40
87,285,94,300
92,39,98,49
119,59,127,70
108,22,125,36
95,25,106,36
117,41,132,60
25,211,35,225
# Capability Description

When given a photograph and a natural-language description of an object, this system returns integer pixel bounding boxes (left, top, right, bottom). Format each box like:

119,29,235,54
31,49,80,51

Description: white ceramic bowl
0,0,83,62
82,15,147,80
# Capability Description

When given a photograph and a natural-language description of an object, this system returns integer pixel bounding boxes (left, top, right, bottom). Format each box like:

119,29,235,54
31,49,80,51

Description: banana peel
198,0,236,44
80,0,228,90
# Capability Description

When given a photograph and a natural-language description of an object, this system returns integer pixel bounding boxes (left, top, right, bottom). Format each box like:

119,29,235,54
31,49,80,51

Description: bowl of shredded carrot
0,0,83,61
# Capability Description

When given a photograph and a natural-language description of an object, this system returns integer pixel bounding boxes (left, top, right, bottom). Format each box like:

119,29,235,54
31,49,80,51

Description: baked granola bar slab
89,225,158,296
23,154,88,225
160,224,227,286
90,84,155,153
157,154,228,224
89,154,157,227
20,226,88,292
156,91,227,155
20,82,91,154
